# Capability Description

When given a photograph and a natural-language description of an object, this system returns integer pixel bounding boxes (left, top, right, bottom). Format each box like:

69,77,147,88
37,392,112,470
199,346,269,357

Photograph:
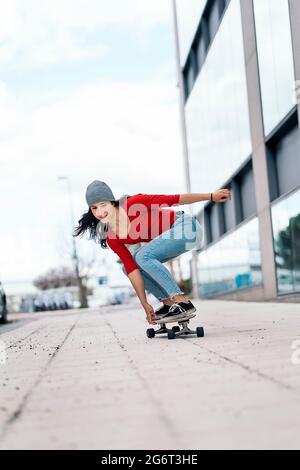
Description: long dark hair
73,195,131,249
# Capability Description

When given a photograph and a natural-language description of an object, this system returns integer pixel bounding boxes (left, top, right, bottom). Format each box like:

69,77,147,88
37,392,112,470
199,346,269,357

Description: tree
34,266,77,290
275,213,300,270
55,225,101,308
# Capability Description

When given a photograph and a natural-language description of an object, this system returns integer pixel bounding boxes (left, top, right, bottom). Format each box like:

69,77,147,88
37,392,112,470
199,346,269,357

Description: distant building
176,0,300,301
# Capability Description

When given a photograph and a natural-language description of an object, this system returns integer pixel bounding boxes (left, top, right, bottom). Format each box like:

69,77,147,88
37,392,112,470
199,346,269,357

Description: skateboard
146,313,205,340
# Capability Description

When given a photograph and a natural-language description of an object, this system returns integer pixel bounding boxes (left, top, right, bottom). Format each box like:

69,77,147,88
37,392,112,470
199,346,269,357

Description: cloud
0,76,184,283
0,0,192,287
0,0,171,69
0,77,181,185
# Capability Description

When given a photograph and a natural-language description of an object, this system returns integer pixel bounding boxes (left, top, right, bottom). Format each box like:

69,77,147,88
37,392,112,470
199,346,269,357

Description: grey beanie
86,180,116,207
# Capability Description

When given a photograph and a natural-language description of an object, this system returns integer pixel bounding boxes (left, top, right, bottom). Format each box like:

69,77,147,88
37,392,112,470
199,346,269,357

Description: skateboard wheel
172,326,180,333
196,327,204,338
147,328,156,339
167,330,176,340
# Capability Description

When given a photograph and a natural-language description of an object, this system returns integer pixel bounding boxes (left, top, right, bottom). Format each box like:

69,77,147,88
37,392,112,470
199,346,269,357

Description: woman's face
90,201,116,223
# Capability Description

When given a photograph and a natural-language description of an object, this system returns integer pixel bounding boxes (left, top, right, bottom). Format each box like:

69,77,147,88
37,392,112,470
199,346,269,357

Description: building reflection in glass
176,0,207,66
253,0,296,136
197,218,262,298
185,0,252,195
272,189,300,293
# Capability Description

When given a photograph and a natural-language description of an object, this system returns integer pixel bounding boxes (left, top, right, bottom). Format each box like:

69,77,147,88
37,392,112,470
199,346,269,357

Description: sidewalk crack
190,342,300,398
0,315,81,443
103,317,182,447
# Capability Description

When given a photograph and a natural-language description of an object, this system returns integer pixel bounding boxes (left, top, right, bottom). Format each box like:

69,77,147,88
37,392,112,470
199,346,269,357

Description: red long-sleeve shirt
106,193,181,275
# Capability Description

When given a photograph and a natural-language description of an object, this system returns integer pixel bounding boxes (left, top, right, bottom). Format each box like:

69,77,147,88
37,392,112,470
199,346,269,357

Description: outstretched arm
179,189,231,205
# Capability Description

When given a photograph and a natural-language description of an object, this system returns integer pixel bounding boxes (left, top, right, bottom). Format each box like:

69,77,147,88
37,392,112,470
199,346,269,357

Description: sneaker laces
168,302,187,314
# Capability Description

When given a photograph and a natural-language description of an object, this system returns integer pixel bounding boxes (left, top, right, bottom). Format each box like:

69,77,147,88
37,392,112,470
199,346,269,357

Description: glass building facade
176,0,300,300
198,217,262,298
272,188,300,294
253,0,296,136
176,0,207,66
185,0,252,195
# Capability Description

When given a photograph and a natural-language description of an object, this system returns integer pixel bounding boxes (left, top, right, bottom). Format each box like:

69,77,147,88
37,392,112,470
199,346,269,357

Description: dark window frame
183,0,231,101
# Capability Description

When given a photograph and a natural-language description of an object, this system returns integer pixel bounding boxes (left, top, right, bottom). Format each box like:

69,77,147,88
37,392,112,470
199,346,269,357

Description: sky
0,0,196,291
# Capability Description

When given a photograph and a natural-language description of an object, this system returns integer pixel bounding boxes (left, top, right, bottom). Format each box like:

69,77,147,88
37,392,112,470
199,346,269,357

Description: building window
253,0,296,136
185,0,251,196
266,113,300,201
238,163,256,220
176,0,207,66
181,0,231,100
195,25,208,71
272,188,300,294
223,182,236,231
185,58,196,96
197,217,262,298
207,0,221,40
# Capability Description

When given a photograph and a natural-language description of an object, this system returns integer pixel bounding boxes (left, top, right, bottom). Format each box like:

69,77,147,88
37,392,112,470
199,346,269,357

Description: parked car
0,282,7,324
33,292,73,312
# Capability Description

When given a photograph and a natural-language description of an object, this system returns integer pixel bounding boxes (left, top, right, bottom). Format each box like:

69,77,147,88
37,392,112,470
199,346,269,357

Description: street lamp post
58,176,77,262
58,176,88,308
171,0,200,300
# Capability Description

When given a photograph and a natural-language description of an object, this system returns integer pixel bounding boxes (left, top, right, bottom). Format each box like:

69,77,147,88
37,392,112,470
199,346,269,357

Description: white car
0,282,7,324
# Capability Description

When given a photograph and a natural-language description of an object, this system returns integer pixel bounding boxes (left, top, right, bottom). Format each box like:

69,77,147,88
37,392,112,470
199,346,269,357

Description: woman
74,181,231,325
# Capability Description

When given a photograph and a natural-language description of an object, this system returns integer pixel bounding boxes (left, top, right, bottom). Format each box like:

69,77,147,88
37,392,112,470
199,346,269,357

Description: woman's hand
212,189,232,203
143,303,156,325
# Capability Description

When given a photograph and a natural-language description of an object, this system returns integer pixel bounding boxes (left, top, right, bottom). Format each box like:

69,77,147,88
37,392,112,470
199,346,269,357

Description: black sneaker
154,303,171,319
160,301,196,321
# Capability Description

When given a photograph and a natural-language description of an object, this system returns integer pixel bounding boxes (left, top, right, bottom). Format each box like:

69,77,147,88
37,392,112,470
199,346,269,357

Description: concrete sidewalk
0,299,300,450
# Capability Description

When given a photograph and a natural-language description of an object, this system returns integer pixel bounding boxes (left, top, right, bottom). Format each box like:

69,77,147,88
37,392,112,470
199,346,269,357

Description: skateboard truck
146,314,204,340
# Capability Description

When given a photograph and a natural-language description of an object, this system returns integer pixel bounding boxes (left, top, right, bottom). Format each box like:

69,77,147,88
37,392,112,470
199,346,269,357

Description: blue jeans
121,211,203,302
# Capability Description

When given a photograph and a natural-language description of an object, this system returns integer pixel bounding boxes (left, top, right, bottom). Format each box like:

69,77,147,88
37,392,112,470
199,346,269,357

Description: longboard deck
154,313,196,325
